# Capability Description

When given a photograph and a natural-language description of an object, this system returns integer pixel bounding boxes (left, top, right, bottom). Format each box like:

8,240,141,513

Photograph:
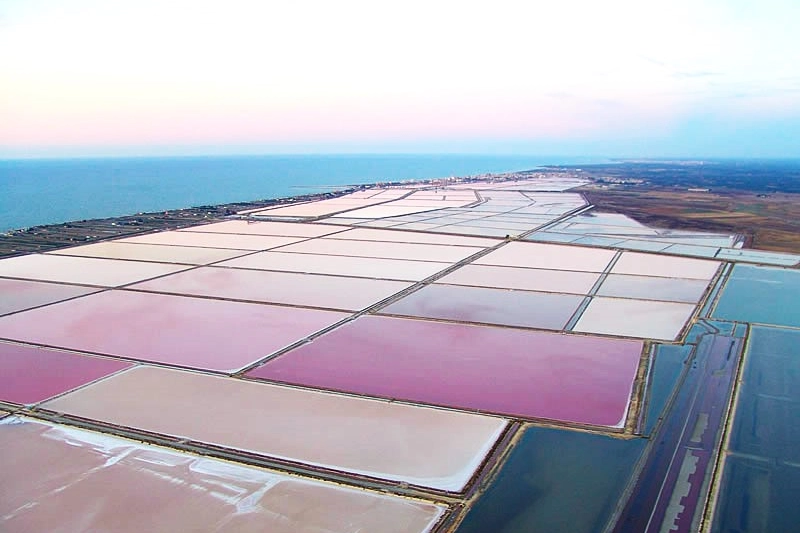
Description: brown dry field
580,185,800,254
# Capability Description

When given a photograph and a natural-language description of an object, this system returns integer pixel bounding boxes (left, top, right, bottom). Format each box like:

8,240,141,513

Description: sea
0,154,602,233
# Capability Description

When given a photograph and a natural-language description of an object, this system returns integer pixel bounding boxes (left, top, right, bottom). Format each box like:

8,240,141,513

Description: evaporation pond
0,278,100,316
711,455,800,533
0,417,444,533
217,251,449,281
573,297,696,341
41,366,507,492
0,342,131,404
381,284,583,330
712,265,800,327
710,325,800,533
436,264,600,294
181,220,343,237
643,344,692,435
474,242,615,272
49,242,251,265
611,252,719,280
0,290,348,372
131,267,411,311
728,325,800,462
0,254,189,287
327,227,497,247
248,315,643,427
456,426,645,533
597,274,710,304
117,231,305,251
275,238,485,262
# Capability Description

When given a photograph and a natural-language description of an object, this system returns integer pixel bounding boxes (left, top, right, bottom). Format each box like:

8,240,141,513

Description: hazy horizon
2,0,798,159
3,152,800,163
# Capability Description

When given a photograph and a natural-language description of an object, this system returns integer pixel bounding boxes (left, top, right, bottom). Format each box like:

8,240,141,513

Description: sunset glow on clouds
1,0,799,157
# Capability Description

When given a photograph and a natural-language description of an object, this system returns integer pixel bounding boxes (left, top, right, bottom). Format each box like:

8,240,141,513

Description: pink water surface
0,341,130,404
0,291,348,372
248,315,644,427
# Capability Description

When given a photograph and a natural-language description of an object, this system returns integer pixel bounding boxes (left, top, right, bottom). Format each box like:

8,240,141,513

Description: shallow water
643,344,691,435
712,325,800,532
713,265,800,327
457,426,645,533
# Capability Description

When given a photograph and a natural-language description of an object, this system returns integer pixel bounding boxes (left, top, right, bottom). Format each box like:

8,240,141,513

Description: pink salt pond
42,366,507,492
180,219,344,237
572,297,696,341
611,252,720,280
116,230,305,251
49,241,251,265
274,238,485,262
0,342,131,404
217,251,450,281
0,418,444,533
248,315,644,428
474,241,616,272
0,254,189,287
380,284,583,330
435,264,601,294
0,278,100,316
130,267,411,311
329,227,496,247
0,290,348,372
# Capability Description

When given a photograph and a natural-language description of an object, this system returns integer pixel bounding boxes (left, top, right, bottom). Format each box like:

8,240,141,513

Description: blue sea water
0,154,599,232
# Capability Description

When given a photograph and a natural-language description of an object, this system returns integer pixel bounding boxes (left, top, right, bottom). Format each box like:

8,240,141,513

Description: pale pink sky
1,0,799,157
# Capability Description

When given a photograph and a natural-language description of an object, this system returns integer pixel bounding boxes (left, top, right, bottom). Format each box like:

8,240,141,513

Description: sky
1,0,799,158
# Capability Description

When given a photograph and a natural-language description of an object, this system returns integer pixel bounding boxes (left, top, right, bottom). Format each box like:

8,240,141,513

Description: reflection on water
713,265,800,327
643,344,692,436
712,457,800,532
712,326,800,532
457,426,644,533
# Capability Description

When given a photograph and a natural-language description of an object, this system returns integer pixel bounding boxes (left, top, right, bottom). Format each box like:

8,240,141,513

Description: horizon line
2,153,800,163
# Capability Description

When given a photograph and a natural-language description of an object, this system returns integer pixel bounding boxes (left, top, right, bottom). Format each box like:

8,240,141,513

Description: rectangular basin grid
41,365,509,493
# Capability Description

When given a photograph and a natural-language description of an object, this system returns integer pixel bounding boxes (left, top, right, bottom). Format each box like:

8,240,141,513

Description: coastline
6,160,800,259
0,171,535,259
1,154,583,233
0,189,353,259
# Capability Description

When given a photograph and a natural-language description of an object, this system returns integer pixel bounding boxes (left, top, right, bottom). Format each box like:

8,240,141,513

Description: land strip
563,161,800,254
581,187,800,254
0,191,355,259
